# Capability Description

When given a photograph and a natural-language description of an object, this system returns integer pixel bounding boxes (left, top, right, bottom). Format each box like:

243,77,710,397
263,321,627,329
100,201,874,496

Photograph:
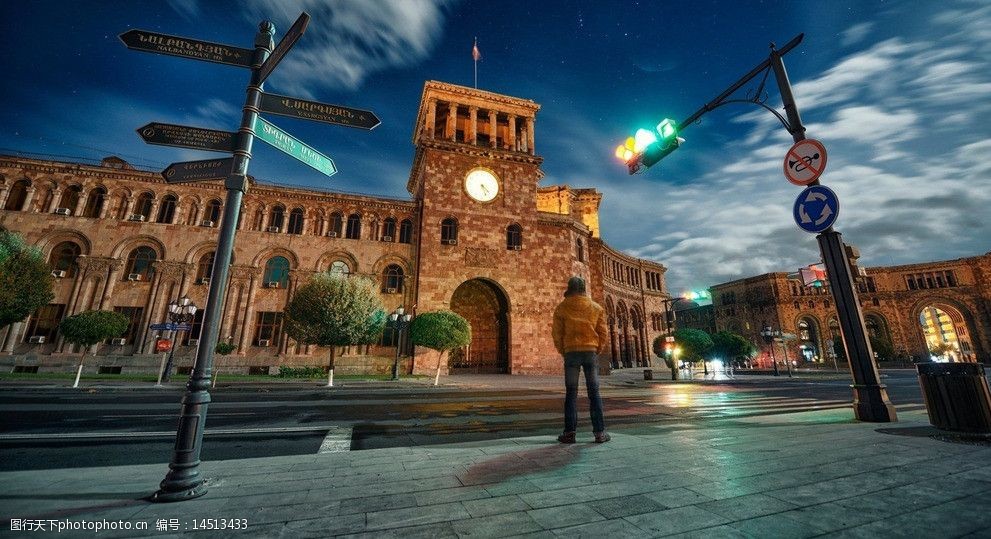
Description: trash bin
643,369,653,380
916,362,991,434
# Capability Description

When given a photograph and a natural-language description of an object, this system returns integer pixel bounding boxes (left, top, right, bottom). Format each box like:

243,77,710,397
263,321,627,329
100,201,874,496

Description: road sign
162,158,233,184
138,123,236,153
254,117,337,177
151,323,178,331
784,138,827,185
257,13,310,84
793,185,839,233
259,92,381,130
175,324,193,331
119,29,253,68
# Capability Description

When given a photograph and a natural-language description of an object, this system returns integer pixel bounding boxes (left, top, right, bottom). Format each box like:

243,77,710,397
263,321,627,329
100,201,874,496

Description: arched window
135,192,154,220
441,217,458,244
82,187,106,218
124,246,157,280
207,199,222,224
506,224,522,250
329,212,344,237
196,252,215,281
383,264,404,293
329,260,350,277
287,208,304,234
4,180,29,211
49,242,81,277
399,219,414,244
346,213,361,239
269,205,285,232
263,256,290,287
57,185,82,213
381,218,396,242
576,238,585,262
157,194,177,223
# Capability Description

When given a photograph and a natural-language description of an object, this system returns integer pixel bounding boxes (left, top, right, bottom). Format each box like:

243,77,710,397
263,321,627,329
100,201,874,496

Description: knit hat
564,276,586,297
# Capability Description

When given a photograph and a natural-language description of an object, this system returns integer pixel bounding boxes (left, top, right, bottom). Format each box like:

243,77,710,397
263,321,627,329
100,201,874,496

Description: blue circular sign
793,185,839,233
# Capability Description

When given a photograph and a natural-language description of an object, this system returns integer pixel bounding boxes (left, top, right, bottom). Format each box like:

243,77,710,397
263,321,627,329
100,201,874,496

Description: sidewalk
2,407,989,538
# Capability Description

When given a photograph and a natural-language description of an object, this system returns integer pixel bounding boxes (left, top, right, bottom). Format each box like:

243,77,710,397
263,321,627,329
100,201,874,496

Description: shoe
557,431,576,444
594,432,611,443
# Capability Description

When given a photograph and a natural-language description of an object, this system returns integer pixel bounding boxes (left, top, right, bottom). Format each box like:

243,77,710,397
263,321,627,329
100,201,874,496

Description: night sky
2,1,988,295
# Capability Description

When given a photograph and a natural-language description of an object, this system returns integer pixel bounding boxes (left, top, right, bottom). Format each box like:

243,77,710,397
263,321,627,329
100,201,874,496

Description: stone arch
183,241,219,264
34,228,93,257
251,247,299,269
371,254,413,276
604,296,618,368
449,278,511,374
616,300,632,368
794,314,824,363
908,296,981,362
316,250,359,274
111,235,167,260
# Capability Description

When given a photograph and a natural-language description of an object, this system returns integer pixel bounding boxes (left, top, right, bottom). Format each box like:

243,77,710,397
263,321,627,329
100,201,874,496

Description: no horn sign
784,139,827,186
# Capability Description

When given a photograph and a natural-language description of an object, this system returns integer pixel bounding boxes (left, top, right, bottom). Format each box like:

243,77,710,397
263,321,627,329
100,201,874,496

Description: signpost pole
769,44,896,422
153,21,274,503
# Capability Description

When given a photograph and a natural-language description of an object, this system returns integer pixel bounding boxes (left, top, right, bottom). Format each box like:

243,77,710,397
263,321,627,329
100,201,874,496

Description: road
0,370,926,471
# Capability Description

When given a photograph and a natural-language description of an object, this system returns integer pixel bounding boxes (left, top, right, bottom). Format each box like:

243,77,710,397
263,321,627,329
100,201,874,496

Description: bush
215,341,236,356
276,366,326,379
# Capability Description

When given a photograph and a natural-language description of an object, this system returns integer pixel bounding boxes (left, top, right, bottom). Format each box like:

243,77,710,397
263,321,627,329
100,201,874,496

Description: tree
710,331,757,366
283,273,386,387
0,230,55,329
673,328,713,365
929,342,958,362
409,310,471,386
59,310,129,388
652,335,675,370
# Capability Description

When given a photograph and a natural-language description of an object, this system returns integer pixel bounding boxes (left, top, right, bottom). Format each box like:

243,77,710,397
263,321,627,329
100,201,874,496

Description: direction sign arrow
162,158,234,184
254,117,337,177
793,185,839,234
119,29,253,68
257,12,310,84
137,123,237,153
259,92,381,130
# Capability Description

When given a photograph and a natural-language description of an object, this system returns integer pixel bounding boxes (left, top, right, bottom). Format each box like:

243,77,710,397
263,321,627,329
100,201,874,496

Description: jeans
563,351,605,433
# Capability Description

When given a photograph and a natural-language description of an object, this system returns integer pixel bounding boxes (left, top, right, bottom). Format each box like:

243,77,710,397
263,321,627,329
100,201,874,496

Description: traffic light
664,342,673,356
614,118,685,174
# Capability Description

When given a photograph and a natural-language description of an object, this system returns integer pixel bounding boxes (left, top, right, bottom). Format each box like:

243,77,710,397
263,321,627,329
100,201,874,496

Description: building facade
0,81,670,375
703,252,991,366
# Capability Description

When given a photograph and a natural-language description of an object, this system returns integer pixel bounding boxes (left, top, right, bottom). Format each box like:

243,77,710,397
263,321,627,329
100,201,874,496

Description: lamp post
161,296,197,383
389,307,413,381
760,326,780,377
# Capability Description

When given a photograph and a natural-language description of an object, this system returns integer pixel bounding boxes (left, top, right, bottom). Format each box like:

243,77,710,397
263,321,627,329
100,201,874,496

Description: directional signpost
138,123,236,153
121,11,381,503
793,185,839,233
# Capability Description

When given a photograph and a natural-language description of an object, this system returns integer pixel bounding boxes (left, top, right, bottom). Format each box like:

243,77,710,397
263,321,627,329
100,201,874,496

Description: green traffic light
657,118,677,140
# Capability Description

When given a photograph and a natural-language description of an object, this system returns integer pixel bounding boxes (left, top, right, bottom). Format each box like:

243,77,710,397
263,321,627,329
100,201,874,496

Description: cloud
841,22,875,47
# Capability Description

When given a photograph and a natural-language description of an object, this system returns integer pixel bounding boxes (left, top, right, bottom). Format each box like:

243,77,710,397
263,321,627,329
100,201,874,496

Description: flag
472,39,481,61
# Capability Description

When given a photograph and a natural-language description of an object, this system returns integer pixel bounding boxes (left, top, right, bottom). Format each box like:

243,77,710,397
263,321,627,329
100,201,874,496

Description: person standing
552,276,610,443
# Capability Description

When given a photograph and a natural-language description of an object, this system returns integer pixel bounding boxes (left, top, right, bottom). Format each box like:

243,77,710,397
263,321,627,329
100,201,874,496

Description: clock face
464,168,499,202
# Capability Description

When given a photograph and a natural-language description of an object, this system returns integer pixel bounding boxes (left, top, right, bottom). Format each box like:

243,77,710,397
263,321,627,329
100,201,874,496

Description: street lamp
161,295,197,383
760,326,780,377
389,306,413,381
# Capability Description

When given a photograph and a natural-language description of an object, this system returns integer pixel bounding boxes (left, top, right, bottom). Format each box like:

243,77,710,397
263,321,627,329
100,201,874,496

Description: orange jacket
552,295,609,355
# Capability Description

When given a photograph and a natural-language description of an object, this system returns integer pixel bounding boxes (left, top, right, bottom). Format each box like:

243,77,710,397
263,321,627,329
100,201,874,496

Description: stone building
0,81,670,375
702,252,991,366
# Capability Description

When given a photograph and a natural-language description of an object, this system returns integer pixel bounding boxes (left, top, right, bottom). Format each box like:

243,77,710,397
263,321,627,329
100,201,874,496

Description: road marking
318,427,353,453
0,425,339,441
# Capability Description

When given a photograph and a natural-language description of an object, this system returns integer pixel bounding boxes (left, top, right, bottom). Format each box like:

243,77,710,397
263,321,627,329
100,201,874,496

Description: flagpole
473,37,478,88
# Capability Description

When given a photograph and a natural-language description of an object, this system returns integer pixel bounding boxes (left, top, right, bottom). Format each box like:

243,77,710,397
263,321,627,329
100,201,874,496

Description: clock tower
407,81,585,375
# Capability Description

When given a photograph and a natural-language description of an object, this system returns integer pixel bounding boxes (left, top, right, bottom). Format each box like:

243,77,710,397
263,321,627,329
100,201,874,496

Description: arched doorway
797,317,822,363
918,304,971,362
449,279,510,373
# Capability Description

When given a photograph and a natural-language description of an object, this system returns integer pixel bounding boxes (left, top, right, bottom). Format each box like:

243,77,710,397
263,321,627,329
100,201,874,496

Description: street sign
150,323,176,331
119,29,253,68
254,117,337,177
138,123,236,153
162,158,233,184
176,324,193,331
784,138,827,185
793,185,839,233
257,13,310,84
259,92,381,130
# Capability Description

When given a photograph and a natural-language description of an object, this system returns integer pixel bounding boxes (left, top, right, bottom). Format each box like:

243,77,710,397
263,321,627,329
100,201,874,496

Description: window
253,312,283,346
383,264,404,292
197,252,215,281
329,260,350,277
382,218,396,241
82,187,106,218
576,238,584,262
135,192,154,220
25,304,65,342
441,217,458,244
507,224,522,250
287,208,304,234
399,219,414,244
156,195,177,223
330,212,344,236
185,310,205,345
57,185,82,213
4,180,29,211
346,213,362,239
207,199,222,223
49,242,81,277
112,306,144,344
263,256,290,287
124,246,157,280
269,205,285,231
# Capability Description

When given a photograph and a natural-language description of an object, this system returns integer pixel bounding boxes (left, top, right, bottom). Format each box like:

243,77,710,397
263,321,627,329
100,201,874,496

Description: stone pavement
3,404,991,538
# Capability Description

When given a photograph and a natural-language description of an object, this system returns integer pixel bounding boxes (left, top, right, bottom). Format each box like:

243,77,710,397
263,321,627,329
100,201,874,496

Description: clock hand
480,185,489,196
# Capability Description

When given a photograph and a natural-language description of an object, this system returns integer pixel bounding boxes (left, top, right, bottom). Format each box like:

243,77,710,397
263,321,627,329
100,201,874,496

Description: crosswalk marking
318,427,353,453
641,392,862,419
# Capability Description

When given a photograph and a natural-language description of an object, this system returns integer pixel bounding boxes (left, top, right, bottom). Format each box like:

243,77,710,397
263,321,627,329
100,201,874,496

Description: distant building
0,81,671,375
